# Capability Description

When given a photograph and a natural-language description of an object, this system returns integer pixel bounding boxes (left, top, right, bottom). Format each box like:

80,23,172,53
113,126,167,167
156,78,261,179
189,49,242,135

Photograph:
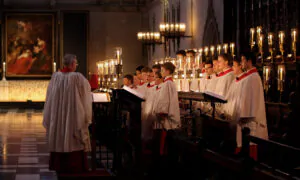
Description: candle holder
258,34,264,63
268,32,274,63
291,28,297,62
250,28,256,50
256,26,262,44
263,66,271,93
278,31,285,62
277,64,285,102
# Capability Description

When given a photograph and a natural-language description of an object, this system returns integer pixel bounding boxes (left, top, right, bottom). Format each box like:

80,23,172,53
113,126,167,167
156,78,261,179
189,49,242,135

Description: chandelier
137,32,161,44
159,23,186,37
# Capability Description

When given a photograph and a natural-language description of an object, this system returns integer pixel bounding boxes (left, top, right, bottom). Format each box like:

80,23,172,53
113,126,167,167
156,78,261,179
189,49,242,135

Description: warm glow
291,28,297,42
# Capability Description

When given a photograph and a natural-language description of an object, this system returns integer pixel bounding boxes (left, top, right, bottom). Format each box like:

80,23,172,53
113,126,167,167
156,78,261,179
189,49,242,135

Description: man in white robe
214,54,235,97
43,54,92,173
240,52,268,141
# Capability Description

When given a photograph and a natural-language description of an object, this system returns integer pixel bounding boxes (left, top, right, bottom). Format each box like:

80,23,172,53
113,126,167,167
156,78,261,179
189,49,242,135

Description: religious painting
5,13,54,77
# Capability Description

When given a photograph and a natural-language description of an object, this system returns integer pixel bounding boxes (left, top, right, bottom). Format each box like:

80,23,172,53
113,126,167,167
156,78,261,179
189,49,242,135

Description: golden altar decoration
0,80,49,102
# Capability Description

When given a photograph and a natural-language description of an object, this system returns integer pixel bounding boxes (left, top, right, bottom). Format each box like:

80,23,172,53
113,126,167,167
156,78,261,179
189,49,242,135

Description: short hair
155,71,162,79
63,54,76,66
219,53,233,66
123,74,133,83
233,57,242,65
141,67,152,73
205,60,213,66
162,62,176,74
241,51,256,65
136,65,144,72
152,64,161,70
186,49,196,56
212,55,218,61
176,50,186,57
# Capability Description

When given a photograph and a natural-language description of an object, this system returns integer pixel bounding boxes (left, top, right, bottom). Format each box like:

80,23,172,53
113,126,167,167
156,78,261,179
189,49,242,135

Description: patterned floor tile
15,174,40,180
18,157,38,164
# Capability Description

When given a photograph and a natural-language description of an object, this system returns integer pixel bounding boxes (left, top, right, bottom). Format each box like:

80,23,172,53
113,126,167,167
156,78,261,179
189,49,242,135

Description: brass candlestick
258,34,264,63
291,28,297,62
250,28,256,50
268,32,274,63
278,31,285,62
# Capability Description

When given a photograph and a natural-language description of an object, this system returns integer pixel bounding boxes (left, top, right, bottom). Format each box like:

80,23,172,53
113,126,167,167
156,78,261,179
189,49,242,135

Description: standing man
43,54,92,173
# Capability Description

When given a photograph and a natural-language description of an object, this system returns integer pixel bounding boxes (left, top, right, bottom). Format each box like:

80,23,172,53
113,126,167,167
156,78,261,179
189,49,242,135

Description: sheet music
92,93,110,102
123,85,145,100
203,91,226,101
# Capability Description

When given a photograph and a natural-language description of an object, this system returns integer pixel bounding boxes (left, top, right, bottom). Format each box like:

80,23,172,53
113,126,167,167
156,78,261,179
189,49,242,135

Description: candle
187,57,191,70
230,43,235,55
250,28,255,43
204,47,209,56
223,44,228,54
280,68,283,80
217,45,221,55
256,26,262,40
3,62,5,72
210,46,215,56
268,33,273,46
279,31,285,45
291,28,297,43
266,68,269,81
53,62,56,72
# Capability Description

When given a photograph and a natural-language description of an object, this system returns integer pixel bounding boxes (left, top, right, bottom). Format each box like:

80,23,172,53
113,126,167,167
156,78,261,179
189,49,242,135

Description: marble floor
0,109,56,180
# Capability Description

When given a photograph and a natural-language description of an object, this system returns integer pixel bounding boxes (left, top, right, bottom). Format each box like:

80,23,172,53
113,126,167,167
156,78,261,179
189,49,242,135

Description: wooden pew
241,127,300,179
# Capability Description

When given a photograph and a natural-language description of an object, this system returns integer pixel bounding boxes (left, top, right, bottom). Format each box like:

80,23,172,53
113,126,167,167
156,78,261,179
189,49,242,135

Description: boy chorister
142,68,156,141
152,62,180,174
136,67,150,96
206,58,219,92
123,74,136,89
240,52,268,141
214,54,235,97
199,60,215,92
154,62,181,130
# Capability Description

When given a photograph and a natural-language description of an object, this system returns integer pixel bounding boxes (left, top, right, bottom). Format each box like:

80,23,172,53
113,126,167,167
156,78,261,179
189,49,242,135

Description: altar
0,80,49,102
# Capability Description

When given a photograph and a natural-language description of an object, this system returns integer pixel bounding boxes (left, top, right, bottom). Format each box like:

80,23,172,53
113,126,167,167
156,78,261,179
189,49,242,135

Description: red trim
147,83,156,88
61,67,72,73
164,77,173,82
217,68,233,77
246,68,258,76
235,145,257,161
139,82,145,86
236,68,258,82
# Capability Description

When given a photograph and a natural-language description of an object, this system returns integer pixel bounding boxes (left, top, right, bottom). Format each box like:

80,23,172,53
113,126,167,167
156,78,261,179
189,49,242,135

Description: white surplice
206,74,218,93
141,81,156,140
224,69,268,147
214,68,235,97
43,72,92,152
153,76,181,130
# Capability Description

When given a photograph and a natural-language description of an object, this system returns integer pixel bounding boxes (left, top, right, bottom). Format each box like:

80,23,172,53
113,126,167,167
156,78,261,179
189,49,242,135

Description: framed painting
5,13,54,77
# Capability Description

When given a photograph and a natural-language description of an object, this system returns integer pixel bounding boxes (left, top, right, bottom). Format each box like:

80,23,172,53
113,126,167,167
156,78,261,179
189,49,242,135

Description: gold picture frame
5,13,55,77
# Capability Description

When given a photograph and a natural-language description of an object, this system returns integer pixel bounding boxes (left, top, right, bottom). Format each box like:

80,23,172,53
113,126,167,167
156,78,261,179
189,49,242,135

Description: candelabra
159,23,186,37
137,32,161,44
2,62,6,81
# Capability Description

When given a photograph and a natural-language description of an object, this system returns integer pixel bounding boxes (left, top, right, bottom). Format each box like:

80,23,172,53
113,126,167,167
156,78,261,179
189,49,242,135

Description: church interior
0,0,300,179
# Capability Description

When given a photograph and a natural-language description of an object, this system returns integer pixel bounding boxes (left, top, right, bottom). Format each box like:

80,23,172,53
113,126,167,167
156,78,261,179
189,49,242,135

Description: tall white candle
3,62,5,72
53,62,56,72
